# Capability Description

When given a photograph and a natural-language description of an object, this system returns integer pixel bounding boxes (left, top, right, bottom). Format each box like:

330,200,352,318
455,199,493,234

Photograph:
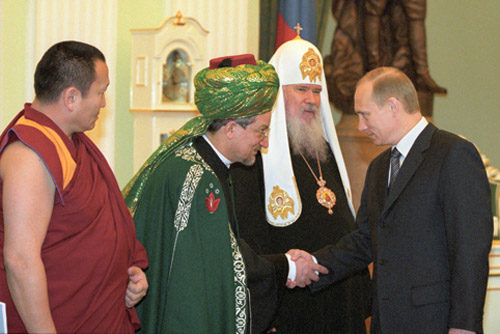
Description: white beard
287,112,329,162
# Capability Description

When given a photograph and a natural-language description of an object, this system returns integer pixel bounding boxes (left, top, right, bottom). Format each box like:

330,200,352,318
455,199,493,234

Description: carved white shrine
130,12,208,172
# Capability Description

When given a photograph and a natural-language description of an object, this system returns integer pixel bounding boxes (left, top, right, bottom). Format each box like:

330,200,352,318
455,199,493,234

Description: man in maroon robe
0,41,148,333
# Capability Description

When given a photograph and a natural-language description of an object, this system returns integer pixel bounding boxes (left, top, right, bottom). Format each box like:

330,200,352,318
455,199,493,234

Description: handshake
286,249,329,289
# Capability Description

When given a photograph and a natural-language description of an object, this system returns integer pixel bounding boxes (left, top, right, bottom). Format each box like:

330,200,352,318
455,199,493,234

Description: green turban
194,60,279,118
123,60,279,214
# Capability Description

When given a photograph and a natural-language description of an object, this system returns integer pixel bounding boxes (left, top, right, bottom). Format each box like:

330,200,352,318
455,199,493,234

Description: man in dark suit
289,67,492,333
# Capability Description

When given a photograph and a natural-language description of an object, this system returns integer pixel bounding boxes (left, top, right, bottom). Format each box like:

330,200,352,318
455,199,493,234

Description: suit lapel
382,123,437,214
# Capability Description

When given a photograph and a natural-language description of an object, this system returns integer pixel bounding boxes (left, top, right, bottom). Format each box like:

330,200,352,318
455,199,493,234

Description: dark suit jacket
312,123,492,333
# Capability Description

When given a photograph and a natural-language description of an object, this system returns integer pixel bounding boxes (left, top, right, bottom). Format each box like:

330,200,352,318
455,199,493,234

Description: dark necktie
389,148,402,190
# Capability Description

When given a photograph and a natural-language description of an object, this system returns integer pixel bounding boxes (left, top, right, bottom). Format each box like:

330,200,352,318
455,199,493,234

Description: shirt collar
202,134,232,168
394,117,428,161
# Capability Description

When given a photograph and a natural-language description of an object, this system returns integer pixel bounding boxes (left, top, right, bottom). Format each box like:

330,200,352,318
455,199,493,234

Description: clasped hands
286,249,328,289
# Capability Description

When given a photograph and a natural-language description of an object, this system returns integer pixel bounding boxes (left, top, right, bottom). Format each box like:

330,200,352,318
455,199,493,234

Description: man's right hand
286,249,328,288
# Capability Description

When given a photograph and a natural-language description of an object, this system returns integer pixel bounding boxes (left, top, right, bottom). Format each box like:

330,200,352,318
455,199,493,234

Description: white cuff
285,253,320,281
285,253,296,281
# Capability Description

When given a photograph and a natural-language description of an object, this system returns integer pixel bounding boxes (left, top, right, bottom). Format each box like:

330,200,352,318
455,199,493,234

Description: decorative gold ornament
299,48,322,83
294,23,303,38
267,185,295,219
300,152,336,215
317,185,336,215
173,10,185,26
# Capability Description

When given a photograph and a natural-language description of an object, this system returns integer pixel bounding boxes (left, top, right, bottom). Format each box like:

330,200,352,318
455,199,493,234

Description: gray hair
207,116,256,133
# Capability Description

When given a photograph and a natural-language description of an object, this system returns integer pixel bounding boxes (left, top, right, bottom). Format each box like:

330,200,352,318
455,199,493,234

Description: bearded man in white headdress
231,38,372,334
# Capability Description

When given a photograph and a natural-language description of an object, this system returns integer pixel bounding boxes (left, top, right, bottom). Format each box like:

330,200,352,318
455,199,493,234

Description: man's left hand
125,266,148,308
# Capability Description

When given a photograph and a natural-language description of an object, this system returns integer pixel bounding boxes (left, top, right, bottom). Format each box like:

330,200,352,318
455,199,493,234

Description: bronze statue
325,0,446,116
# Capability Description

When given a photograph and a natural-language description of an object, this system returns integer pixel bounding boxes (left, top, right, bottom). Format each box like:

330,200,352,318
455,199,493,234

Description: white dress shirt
389,117,428,184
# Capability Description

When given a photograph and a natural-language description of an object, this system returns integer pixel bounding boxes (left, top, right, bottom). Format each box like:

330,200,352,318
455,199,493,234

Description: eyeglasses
237,122,269,140
253,128,270,140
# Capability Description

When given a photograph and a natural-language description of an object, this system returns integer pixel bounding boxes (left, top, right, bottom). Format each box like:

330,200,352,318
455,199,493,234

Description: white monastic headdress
263,38,355,227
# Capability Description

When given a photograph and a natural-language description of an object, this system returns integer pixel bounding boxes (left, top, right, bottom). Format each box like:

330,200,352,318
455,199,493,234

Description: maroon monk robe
0,104,148,333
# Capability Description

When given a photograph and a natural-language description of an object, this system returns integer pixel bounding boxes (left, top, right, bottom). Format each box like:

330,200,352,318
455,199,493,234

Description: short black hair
34,40,106,103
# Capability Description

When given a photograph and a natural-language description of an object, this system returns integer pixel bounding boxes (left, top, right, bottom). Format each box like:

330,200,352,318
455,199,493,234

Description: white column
28,0,118,168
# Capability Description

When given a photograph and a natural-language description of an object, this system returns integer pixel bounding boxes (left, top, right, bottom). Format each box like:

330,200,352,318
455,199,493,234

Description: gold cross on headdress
294,23,303,37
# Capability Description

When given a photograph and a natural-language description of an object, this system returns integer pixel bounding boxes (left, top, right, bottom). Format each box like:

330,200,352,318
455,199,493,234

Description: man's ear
62,86,81,111
224,120,238,140
386,97,400,115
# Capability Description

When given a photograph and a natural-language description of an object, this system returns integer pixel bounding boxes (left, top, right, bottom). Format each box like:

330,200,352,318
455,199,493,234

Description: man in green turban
123,54,279,334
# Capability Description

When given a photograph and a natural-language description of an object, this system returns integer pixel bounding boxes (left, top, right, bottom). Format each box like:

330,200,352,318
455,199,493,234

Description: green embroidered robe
133,141,248,334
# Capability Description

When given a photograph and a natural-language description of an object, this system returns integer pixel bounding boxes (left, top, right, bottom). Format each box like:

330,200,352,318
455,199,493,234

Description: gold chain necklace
299,151,336,214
